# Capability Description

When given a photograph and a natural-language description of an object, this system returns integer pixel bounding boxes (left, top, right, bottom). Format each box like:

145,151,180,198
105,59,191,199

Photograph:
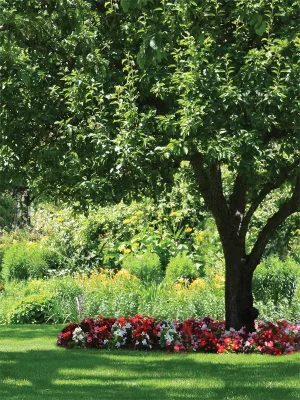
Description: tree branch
263,127,290,145
239,160,300,240
247,176,300,270
190,153,211,206
191,154,235,251
209,162,229,216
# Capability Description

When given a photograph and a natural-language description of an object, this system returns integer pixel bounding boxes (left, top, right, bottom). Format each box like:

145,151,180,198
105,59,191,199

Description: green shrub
137,281,225,321
0,228,35,272
254,299,300,323
189,287,225,320
121,251,162,283
48,277,83,322
1,241,58,282
8,293,55,324
32,199,205,274
0,277,84,324
253,256,299,305
165,254,198,282
82,271,141,318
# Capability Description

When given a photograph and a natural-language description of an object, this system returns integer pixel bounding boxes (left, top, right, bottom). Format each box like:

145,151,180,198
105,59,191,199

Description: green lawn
0,325,299,400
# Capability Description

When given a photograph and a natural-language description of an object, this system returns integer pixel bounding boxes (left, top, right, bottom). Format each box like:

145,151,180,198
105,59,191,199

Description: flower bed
57,315,300,355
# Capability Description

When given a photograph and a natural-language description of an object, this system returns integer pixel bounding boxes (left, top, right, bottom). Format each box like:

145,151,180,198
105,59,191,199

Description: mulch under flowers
57,315,300,355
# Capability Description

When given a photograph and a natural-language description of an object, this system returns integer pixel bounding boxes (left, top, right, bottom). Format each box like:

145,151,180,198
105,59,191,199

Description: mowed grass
0,325,299,400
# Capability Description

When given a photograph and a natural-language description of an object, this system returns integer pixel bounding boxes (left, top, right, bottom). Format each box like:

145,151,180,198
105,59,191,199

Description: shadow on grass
0,325,66,340
0,348,299,400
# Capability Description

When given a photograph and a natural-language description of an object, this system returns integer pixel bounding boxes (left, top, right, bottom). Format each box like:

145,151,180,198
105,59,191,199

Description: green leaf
255,20,266,36
137,50,146,69
120,0,131,12
198,33,205,45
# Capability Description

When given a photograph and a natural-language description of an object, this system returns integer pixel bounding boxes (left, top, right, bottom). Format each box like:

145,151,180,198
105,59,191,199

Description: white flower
115,342,121,348
142,339,147,345
72,327,85,344
118,328,126,337
135,340,139,345
165,334,171,342
125,323,132,329
201,324,207,330
103,340,109,345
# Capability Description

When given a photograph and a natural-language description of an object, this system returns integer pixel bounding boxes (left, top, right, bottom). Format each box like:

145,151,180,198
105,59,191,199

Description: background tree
0,0,299,330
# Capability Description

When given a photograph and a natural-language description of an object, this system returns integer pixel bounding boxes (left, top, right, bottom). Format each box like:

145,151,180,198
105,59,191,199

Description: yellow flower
214,283,223,289
209,272,225,289
131,242,139,248
57,217,64,223
185,227,193,233
26,241,37,249
122,219,131,224
190,278,206,289
175,277,190,287
41,235,50,241
135,211,144,216
115,269,131,280
118,245,131,253
170,211,180,217
195,231,204,243
215,274,225,282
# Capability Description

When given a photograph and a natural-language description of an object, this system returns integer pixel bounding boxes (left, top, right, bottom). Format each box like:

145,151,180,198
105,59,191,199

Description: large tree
1,0,299,330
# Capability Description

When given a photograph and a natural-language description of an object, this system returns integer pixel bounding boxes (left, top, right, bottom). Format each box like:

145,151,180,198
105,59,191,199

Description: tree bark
224,248,258,332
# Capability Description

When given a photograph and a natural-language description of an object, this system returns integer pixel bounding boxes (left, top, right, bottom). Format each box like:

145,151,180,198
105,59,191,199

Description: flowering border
57,315,300,355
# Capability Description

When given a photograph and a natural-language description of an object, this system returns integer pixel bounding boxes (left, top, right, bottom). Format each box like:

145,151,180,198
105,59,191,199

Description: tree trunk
224,252,258,332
